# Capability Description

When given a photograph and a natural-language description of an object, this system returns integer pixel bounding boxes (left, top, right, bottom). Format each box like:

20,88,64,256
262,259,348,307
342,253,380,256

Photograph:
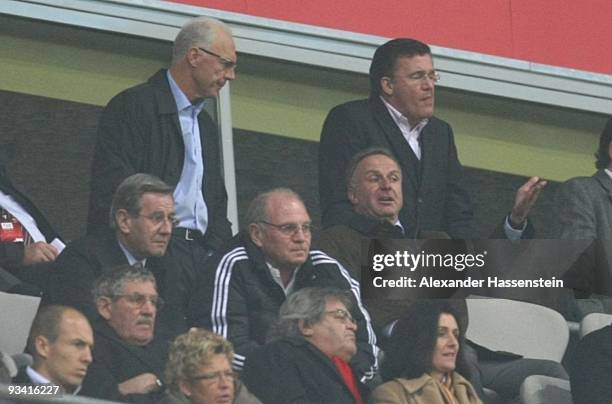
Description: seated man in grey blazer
556,118,612,318
556,118,612,240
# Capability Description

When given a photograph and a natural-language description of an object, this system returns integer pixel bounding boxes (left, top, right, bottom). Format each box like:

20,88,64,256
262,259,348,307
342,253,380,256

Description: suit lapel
595,170,612,204
98,231,130,271
419,122,436,187
150,70,183,146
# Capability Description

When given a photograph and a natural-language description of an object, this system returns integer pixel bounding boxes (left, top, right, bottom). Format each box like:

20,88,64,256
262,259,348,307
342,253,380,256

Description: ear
347,185,358,206
249,223,264,248
298,319,314,337
96,297,114,321
186,47,200,68
115,209,132,235
179,380,192,397
34,335,50,360
380,76,394,96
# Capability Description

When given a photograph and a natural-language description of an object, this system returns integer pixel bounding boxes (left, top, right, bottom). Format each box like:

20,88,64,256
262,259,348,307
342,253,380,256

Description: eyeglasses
406,70,440,83
258,221,313,236
190,370,237,384
325,309,356,325
197,47,237,71
113,293,164,310
135,212,179,227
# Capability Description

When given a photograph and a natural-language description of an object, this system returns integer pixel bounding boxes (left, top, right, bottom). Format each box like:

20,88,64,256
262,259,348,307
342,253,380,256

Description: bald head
248,189,312,271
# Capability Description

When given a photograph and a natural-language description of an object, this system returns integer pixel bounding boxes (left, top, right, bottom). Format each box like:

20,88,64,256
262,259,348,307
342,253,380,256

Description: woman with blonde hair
160,329,261,404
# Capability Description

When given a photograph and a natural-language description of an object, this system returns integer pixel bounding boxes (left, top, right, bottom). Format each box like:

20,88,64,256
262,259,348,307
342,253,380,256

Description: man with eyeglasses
50,174,188,345
319,38,542,239
81,265,167,402
188,188,378,385
87,16,236,306
242,287,367,404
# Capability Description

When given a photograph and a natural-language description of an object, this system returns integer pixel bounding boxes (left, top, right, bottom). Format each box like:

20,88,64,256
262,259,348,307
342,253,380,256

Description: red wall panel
169,0,612,75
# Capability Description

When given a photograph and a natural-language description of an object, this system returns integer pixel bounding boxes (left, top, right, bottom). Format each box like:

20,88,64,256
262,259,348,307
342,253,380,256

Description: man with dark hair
188,188,378,384
557,118,612,239
242,287,366,404
50,174,186,340
81,265,166,402
13,305,93,394
319,38,544,239
88,17,235,307
555,118,612,318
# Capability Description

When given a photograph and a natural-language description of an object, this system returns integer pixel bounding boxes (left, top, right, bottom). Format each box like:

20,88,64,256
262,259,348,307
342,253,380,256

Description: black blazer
87,69,231,250
49,228,187,343
242,336,368,404
319,96,477,239
80,318,165,404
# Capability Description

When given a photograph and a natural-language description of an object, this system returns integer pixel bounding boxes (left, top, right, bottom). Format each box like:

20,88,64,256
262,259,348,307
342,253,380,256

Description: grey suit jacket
556,170,612,240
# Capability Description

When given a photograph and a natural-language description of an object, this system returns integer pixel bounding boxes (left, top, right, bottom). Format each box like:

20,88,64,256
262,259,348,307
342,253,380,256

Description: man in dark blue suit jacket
50,174,187,345
319,38,544,239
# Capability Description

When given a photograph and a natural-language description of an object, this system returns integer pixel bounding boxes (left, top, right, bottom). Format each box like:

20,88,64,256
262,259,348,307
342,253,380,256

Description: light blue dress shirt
166,71,208,233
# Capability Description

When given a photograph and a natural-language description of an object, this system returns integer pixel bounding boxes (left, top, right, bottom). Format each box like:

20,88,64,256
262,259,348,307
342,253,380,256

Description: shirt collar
605,168,612,181
117,238,147,267
394,220,405,234
266,262,300,295
26,367,82,395
27,366,51,384
380,96,428,132
166,70,205,113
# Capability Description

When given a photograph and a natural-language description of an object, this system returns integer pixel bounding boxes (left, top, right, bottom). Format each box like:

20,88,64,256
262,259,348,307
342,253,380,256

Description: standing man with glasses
81,265,167,403
188,188,378,385
320,38,486,239
87,16,236,310
50,174,187,345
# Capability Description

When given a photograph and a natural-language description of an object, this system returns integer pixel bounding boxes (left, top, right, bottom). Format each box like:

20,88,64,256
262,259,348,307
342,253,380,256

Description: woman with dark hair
371,300,482,404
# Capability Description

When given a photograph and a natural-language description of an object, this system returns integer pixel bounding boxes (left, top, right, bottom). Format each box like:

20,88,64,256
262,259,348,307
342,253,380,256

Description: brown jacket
371,373,482,404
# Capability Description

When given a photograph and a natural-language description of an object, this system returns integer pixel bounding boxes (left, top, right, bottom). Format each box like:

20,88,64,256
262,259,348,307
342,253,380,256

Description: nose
225,67,236,81
422,76,435,89
379,177,391,189
448,334,459,348
141,299,157,315
346,319,358,331
159,219,172,235
82,347,93,364
291,227,308,242
218,374,232,388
